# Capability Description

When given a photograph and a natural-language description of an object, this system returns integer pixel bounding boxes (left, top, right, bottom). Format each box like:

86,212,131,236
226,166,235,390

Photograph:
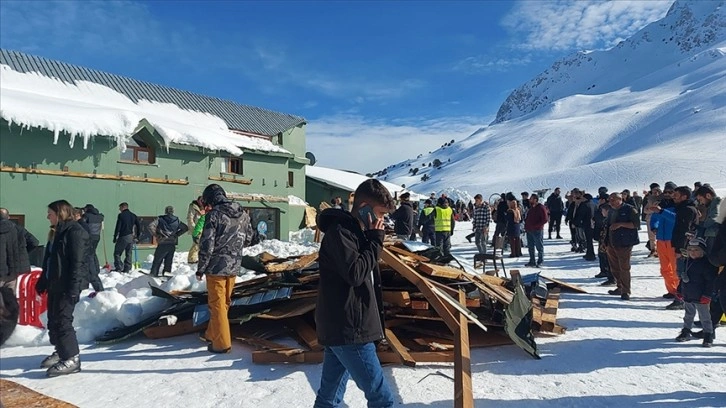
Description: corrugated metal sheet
0,49,305,136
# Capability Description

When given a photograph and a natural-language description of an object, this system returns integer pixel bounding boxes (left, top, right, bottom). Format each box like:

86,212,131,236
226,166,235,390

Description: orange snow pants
205,275,236,351
657,240,679,295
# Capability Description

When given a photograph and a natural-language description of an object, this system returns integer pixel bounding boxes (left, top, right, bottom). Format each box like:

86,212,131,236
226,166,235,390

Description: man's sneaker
524,262,536,267
548,235,552,240
620,293,630,301
600,279,616,286
46,355,81,377
536,261,543,267
675,328,692,342
466,236,472,243
40,352,60,369
556,235,563,239
208,345,231,354
703,332,714,348
594,272,608,278
662,293,675,299
584,255,597,261
608,289,622,295
665,300,685,310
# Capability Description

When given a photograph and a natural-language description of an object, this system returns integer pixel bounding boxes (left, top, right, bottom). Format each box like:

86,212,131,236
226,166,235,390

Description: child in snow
675,237,718,347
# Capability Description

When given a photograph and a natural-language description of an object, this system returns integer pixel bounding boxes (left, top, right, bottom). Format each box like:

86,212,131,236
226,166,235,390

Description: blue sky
0,0,672,173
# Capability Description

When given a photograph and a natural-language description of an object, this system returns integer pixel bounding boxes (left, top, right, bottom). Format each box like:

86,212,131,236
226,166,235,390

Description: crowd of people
385,182,725,349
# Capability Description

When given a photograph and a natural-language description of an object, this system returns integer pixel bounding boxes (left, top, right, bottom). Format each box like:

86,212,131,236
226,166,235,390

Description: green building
0,49,309,263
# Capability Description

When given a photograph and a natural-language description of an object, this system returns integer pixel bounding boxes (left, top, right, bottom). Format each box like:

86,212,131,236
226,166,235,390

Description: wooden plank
290,289,318,299
429,285,489,333
465,298,481,308
417,263,463,280
257,297,317,320
251,350,455,365
393,314,444,322
380,249,459,332
531,297,543,327
1,165,188,185
413,338,454,351
258,252,278,263
385,328,416,367
454,290,474,408
234,336,306,355
286,317,323,351
143,319,206,339
540,275,588,294
388,245,430,262
382,291,411,307
208,175,253,185
265,253,319,273
410,300,430,310
0,378,78,408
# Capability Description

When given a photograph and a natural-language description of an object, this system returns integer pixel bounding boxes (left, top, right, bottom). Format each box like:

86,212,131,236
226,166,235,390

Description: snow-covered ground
1,224,724,407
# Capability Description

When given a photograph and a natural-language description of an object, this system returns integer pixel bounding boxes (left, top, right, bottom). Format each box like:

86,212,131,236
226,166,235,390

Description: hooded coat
315,208,385,346
391,201,415,236
80,206,104,239
197,185,251,277
36,221,88,297
0,219,30,282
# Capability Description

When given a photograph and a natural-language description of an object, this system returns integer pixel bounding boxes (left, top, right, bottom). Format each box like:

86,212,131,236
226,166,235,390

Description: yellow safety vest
434,207,453,232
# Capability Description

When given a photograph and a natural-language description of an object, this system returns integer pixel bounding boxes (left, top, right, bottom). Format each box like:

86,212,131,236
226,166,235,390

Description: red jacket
525,203,549,232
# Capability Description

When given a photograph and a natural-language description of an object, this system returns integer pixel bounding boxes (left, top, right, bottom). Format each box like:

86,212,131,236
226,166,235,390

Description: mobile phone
358,206,378,228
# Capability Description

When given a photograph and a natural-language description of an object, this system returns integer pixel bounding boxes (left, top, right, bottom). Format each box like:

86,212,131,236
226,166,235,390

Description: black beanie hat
202,184,228,206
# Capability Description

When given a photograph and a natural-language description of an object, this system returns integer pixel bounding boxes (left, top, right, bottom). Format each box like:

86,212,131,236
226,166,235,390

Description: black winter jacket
546,194,564,214
197,200,251,277
36,221,89,297
315,209,385,346
391,201,415,236
681,257,717,302
573,200,594,229
708,221,726,267
114,209,141,240
81,206,104,239
150,214,189,246
672,200,698,251
0,219,30,282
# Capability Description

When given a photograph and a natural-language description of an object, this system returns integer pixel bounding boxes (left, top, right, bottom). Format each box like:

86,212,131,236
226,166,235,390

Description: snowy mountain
376,0,726,197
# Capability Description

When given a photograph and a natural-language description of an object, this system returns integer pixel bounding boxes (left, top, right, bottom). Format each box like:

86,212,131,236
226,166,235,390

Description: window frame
228,157,243,175
136,216,159,247
8,214,25,227
120,135,156,165
287,171,294,188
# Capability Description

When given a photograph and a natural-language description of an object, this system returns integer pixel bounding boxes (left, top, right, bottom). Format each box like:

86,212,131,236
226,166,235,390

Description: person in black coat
112,202,141,272
314,179,396,407
0,216,30,292
545,188,564,239
675,238,718,347
35,199,89,377
80,204,104,290
391,193,415,240
148,206,189,277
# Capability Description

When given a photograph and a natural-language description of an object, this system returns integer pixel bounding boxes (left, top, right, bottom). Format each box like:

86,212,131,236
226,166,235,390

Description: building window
120,134,155,164
228,157,243,175
287,171,294,187
137,216,158,246
8,214,25,227
276,134,283,145
248,208,280,240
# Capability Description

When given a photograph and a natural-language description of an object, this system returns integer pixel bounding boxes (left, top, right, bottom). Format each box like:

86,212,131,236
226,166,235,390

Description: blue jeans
475,229,488,254
526,230,544,264
314,343,394,408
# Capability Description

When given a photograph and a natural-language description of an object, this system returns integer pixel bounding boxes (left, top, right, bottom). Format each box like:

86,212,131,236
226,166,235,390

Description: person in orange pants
650,192,679,297
195,184,252,353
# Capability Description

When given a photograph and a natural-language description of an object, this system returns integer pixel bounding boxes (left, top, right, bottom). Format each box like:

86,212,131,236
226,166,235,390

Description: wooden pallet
531,288,567,334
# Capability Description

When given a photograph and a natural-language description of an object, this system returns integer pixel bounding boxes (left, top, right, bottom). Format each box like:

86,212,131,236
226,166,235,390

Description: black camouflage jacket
197,201,251,277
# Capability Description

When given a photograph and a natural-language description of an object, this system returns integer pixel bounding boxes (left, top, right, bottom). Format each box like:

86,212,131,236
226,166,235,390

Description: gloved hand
112,237,117,244
699,296,711,304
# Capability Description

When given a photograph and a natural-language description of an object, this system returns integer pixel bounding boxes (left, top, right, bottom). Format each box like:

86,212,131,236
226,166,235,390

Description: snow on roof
305,165,424,200
0,64,291,156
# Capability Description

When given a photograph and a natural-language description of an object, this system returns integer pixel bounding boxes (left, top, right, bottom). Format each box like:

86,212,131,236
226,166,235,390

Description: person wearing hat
196,184,253,353
674,237,718,347
148,205,189,277
391,192,415,240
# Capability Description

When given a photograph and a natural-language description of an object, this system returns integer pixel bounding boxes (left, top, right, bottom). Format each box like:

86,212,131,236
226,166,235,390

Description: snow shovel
101,231,112,272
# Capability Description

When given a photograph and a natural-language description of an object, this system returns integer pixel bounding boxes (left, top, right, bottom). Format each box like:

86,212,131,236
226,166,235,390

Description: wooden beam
380,249,459,332
265,253,319,273
454,290,474,408
540,275,588,294
382,291,411,307
385,328,416,367
1,165,188,185
388,245,430,262
208,175,253,185
286,317,323,351
417,263,463,280
143,319,206,339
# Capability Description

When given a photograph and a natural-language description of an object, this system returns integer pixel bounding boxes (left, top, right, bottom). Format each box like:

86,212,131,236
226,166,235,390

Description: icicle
53,128,59,145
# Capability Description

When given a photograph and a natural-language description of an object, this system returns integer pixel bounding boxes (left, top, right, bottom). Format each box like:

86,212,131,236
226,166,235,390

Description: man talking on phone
313,179,396,408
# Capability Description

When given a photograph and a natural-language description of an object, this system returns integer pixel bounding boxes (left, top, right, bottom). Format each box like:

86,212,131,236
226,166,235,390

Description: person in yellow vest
433,197,455,257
